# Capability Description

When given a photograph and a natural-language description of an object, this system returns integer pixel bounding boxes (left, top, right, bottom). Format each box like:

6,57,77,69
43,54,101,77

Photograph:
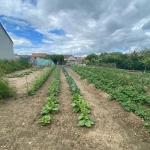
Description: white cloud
0,0,150,55
8,32,32,46
2,17,28,26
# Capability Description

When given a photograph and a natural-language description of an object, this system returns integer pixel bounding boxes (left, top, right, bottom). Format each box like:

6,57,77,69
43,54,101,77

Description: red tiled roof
32,53,47,57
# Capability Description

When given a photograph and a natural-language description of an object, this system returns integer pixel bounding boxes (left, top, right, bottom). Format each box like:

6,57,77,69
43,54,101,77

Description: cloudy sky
0,0,150,56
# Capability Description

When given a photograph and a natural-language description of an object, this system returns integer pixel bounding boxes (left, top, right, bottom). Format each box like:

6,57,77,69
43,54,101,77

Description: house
75,57,85,65
64,55,76,65
0,23,14,59
64,55,85,65
31,53,47,59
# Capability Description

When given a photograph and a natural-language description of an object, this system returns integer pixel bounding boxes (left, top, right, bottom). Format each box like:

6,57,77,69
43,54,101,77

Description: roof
64,55,72,59
75,57,85,61
0,23,13,43
32,53,47,57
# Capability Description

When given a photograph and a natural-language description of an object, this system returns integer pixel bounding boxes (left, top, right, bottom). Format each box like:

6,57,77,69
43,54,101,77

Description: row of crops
26,66,94,127
70,66,150,129
6,67,45,78
40,67,60,125
25,66,60,125
62,67,94,127
27,66,55,95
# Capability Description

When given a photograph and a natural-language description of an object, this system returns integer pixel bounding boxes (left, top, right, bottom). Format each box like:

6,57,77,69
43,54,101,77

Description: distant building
64,55,85,65
0,23,14,59
75,57,85,65
31,53,47,59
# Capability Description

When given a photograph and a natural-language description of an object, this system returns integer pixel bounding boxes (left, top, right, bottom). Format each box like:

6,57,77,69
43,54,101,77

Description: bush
0,59,31,74
0,77,16,100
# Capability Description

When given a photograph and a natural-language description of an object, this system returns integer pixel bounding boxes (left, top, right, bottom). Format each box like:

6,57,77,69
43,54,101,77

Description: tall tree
85,53,98,62
45,55,64,65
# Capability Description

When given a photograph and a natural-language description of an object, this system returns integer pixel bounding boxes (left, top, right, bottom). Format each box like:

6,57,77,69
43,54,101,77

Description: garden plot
7,67,50,96
0,66,150,150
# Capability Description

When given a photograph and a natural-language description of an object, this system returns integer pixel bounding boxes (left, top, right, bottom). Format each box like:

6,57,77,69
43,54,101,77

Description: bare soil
7,67,50,96
0,67,150,150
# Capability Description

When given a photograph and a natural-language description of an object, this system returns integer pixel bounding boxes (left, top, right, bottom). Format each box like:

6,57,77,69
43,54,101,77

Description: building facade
0,23,14,59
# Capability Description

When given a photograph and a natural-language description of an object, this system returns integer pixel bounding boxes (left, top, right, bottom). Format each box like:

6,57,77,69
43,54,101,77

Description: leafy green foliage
78,106,94,127
40,67,60,126
0,77,16,100
84,49,150,70
62,68,80,94
72,93,90,113
27,67,54,95
63,67,94,127
44,55,64,65
0,59,31,74
39,115,51,125
41,100,59,115
71,66,150,126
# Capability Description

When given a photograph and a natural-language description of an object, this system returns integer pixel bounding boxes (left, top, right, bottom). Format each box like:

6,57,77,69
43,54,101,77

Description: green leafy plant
144,122,150,127
0,77,16,100
78,107,94,127
41,100,59,115
27,88,34,95
70,66,150,130
39,67,60,126
39,115,51,125
27,66,54,95
63,67,94,127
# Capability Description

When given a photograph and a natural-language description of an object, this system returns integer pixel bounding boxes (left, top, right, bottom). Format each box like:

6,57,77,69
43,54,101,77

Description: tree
85,53,98,62
45,55,64,65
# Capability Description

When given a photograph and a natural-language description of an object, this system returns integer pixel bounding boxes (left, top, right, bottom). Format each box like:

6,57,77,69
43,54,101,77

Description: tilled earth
0,67,150,150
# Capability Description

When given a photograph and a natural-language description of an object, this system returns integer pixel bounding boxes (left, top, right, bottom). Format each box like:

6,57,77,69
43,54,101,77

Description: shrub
0,77,16,100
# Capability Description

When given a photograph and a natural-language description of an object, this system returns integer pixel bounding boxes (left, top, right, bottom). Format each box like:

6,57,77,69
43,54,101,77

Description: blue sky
0,0,150,56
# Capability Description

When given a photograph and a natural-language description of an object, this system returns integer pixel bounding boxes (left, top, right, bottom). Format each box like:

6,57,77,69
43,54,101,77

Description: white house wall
67,56,76,60
0,25,14,59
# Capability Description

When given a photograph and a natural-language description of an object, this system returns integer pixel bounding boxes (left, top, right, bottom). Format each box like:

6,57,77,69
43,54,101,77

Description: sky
0,0,150,56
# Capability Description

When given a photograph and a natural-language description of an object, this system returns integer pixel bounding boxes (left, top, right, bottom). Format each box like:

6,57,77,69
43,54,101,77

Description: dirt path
0,67,150,150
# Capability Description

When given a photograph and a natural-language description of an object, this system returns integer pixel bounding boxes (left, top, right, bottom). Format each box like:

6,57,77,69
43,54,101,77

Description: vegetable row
39,67,60,125
6,66,44,78
27,66,55,95
62,67,94,127
71,66,150,129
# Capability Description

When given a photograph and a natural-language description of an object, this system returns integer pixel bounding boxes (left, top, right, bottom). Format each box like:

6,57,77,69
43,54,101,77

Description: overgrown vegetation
85,48,150,71
0,73,16,101
0,59,31,102
0,59,31,74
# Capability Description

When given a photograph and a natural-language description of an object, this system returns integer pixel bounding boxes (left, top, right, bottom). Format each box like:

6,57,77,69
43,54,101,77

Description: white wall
0,25,14,59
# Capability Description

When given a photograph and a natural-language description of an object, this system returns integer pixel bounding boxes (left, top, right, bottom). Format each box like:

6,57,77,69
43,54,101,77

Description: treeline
44,55,64,65
85,48,150,70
